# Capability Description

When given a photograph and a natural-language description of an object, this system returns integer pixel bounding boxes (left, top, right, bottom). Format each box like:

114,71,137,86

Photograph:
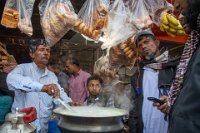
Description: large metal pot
53,106,128,133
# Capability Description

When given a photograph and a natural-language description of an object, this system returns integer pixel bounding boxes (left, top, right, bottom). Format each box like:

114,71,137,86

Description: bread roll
74,20,82,27
1,8,19,28
78,22,86,32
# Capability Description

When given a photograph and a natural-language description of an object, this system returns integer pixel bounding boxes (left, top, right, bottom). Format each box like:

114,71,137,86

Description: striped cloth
168,30,200,106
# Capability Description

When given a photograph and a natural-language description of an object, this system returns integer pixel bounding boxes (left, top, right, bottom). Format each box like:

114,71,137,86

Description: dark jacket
169,42,200,133
129,56,179,133
0,72,14,97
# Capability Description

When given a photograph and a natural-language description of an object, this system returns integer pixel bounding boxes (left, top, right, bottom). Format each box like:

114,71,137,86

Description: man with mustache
129,30,179,133
6,39,72,133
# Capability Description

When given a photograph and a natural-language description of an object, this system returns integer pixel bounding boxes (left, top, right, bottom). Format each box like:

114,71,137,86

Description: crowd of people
1,0,200,132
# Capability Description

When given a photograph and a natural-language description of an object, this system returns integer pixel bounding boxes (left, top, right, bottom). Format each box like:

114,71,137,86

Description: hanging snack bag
143,0,173,26
74,0,110,40
1,0,19,28
17,0,35,36
101,0,135,50
39,0,78,46
1,0,35,36
127,0,153,30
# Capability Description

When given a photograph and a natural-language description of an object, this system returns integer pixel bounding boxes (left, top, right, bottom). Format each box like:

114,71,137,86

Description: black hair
28,39,48,53
47,62,61,70
136,34,156,47
67,57,80,67
185,0,200,30
87,75,103,87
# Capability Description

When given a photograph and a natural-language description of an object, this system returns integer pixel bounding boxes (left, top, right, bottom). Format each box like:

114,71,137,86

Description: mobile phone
147,97,164,105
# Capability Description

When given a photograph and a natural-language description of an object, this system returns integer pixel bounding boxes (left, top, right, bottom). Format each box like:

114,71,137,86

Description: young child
85,75,113,107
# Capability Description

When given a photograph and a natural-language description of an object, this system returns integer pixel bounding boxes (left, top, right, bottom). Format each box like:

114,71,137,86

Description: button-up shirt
68,69,90,103
6,62,72,133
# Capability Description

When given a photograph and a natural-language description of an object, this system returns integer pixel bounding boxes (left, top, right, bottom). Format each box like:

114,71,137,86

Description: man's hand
41,84,60,98
153,95,169,113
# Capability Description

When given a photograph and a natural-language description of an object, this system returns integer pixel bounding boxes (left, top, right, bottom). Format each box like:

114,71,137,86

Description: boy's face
87,80,102,96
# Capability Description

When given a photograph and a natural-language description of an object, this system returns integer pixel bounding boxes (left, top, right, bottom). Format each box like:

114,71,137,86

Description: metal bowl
53,106,128,133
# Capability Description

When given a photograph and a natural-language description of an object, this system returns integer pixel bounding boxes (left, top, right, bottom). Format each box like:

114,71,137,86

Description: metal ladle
57,98,75,112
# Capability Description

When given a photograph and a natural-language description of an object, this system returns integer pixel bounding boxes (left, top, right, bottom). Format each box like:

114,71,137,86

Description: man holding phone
129,30,179,133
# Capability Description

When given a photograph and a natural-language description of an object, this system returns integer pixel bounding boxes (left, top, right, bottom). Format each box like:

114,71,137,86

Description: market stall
0,0,187,132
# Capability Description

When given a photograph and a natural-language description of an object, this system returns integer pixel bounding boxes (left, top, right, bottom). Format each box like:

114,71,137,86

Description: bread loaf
1,8,19,28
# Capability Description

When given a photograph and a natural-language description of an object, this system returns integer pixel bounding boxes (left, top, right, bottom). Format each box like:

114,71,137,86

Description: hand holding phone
147,97,165,105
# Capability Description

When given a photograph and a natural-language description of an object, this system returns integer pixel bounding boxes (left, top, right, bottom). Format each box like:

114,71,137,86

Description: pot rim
53,106,128,118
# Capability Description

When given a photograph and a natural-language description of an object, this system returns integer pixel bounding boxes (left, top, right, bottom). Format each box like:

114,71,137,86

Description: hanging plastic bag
94,55,118,84
1,0,35,36
1,0,19,28
74,0,110,40
127,0,153,30
39,0,78,47
18,0,35,36
109,35,138,68
143,0,173,26
101,0,135,50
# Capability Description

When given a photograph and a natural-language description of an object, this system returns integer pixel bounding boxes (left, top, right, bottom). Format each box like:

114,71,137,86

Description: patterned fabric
168,30,200,106
145,51,169,70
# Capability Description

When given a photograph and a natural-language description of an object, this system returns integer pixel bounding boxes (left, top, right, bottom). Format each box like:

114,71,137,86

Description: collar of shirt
143,66,159,73
71,69,83,78
32,62,49,77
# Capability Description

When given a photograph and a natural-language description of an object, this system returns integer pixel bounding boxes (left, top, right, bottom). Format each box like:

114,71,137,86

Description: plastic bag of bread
1,0,35,36
94,55,118,84
126,0,153,30
39,0,78,47
101,0,135,50
1,0,19,28
109,36,139,69
17,0,35,36
74,0,110,40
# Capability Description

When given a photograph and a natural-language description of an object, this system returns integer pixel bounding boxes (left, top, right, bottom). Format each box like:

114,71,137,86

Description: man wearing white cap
129,30,179,133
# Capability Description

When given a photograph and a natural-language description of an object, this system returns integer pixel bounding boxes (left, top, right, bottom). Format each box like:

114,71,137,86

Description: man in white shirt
7,39,72,133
